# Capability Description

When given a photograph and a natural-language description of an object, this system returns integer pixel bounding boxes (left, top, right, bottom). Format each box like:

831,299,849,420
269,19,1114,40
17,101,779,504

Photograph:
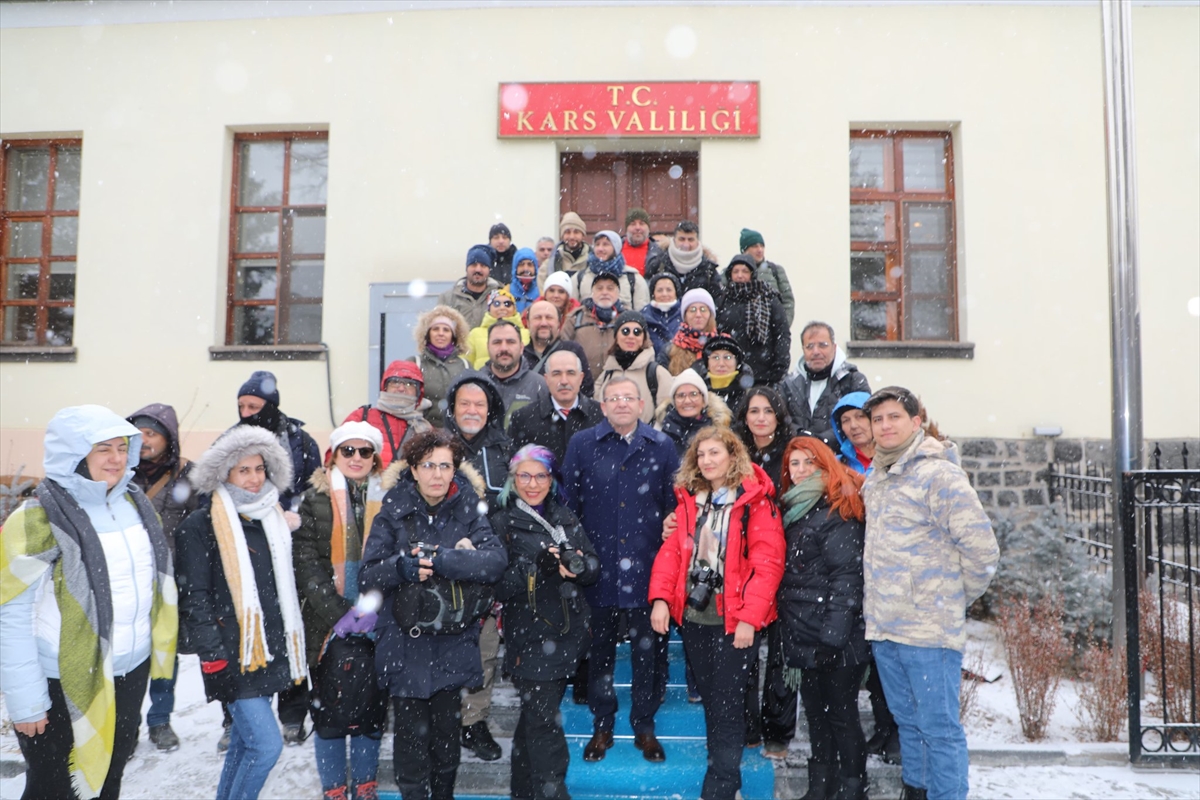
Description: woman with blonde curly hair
648,426,784,800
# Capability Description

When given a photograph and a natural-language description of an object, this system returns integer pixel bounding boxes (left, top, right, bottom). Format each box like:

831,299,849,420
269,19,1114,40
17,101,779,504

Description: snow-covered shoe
217,724,231,753
461,721,502,761
282,721,307,746
149,723,180,752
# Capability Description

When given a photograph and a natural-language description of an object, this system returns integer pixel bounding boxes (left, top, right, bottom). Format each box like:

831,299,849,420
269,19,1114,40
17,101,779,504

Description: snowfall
2,620,1197,799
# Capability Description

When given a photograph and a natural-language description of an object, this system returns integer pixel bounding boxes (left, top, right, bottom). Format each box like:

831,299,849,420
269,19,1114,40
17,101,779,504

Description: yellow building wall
1,3,1197,475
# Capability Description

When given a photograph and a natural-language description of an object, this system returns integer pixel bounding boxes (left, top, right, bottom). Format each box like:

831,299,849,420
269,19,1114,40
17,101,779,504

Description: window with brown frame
1,140,82,347
849,131,957,342
227,132,328,346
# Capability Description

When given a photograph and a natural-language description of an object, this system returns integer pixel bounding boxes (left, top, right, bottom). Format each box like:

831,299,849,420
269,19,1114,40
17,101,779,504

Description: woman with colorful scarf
717,254,791,385
293,422,390,800
776,436,870,800
177,426,307,800
509,247,542,315
492,445,599,800
648,426,784,800
660,288,718,376
1,405,177,800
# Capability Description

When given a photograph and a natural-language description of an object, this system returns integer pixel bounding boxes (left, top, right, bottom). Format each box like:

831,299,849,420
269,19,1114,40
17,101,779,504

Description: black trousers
682,621,758,800
799,661,868,778
392,689,461,800
587,606,666,735
865,658,896,734
510,677,570,800
16,659,150,800
743,620,798,746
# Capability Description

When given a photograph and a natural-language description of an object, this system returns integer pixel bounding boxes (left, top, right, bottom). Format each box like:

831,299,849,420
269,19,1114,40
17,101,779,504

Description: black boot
880,729,901,765
865,726,893,755
834,774,868,800
799,760,837,800
899,784,927,800
461,721,502,761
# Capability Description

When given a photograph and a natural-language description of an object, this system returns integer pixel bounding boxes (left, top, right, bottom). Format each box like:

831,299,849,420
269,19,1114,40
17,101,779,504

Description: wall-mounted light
1033,426,1063,437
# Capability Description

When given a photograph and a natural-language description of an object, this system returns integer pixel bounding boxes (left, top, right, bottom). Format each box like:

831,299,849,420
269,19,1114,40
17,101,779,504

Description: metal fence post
1120,471,1142,762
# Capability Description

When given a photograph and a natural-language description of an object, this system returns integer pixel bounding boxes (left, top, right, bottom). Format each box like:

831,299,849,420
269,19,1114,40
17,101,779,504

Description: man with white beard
441,372,512,763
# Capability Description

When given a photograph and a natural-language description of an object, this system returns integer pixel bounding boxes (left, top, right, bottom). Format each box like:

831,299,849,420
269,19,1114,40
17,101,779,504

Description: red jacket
344,360,426,467
648,463,785,635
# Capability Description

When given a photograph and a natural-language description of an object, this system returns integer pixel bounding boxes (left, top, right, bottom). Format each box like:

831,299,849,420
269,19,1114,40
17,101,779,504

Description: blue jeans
146,656,178,728
314,733,382,792
871,640,968,800
216,696,284,800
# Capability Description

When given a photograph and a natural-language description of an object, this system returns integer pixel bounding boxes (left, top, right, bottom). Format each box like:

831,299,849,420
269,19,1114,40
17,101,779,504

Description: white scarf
668,241,704,273
214,484,307,682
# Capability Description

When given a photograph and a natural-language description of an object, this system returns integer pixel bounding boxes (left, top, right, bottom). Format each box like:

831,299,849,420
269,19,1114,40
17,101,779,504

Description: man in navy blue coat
562,377,681,763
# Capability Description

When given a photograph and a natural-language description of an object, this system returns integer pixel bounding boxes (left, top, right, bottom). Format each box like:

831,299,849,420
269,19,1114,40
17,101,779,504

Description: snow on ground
3,627,1198,799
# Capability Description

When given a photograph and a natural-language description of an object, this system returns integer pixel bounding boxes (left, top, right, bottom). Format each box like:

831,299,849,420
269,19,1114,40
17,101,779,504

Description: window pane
235,259,277,300
288,140,328,205
909,298,953,340
849,202,894,243
3,306,37,343
908,251,950,294
51,216,78,256
850,253,887,293
45,305,74,346
288,259,324,299
290,213,326,255
53,147,82,210
5,148,50,211
7,221,43,257
5,263,40,299
283,302,322,344
907,204,949,245
236,212,280,253
237,141,284,206
849,139,886,190
233,304,276,345
901,138,946,191
49,261,76,301
851,300,889,341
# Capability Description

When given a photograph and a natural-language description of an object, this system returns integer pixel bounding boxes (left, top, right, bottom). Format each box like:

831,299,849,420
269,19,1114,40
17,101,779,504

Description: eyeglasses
515,472,551,485
491,299,515,308
709,353,737,362
619,326,644,337
803,341,832,351
385,380,420,395
338,445,376,459
603,395,639,405
674,390,703,401
417,461,454,473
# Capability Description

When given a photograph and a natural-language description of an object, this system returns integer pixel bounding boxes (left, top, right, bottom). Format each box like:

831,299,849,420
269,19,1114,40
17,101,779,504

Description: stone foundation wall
950,437,1198,510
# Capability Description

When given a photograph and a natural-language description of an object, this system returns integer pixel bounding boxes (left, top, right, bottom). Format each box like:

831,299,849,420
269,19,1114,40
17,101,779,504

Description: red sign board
498,81,759,139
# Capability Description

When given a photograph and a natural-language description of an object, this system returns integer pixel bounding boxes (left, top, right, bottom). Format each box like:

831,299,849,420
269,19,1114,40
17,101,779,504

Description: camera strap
515,500,573,635
516,499,568,546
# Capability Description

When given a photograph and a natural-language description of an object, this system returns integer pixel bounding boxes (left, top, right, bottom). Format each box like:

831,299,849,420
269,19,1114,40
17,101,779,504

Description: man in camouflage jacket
860,386,998,800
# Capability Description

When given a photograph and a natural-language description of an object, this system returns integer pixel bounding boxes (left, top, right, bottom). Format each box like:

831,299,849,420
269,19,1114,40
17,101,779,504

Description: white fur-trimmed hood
189,425,294,495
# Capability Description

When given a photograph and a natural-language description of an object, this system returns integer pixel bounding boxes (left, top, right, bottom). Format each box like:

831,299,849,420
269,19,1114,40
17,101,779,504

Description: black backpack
309,635,388,739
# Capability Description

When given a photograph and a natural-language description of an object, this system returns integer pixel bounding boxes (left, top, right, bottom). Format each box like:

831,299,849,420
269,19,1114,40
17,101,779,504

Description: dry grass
998,593,1071,740
959,647,986,724
1076,636,1127,741
1138,586,1200,732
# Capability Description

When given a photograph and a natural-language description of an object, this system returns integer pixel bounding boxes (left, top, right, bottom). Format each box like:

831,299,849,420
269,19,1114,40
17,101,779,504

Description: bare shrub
959,647,986,723
1076,635,1127,741
1139,587,1200,731
998,592,1070,740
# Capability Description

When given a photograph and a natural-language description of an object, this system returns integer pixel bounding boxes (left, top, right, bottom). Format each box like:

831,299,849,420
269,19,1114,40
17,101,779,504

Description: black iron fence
1048,445,1198,763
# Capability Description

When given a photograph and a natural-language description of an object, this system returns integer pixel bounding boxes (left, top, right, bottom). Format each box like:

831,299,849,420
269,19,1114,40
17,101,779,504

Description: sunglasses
619,326,644,337
491,299,515,308
338,445,376,459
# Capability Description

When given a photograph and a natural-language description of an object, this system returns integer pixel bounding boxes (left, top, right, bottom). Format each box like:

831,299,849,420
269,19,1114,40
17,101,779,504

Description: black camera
537,543,586,576
412,541,438,559
686,564,723,611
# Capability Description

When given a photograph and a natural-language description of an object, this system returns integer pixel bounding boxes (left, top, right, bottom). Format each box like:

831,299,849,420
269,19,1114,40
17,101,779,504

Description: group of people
0,211,1000,800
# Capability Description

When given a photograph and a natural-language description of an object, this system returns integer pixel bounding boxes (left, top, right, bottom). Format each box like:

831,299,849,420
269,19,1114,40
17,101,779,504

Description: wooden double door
559,151,699,237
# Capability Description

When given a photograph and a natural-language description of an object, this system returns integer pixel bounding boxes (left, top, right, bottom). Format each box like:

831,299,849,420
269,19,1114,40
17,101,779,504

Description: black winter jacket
507,392,604,465
493,498,598,680
716,283,791,385
777,500,869,671
359,465,507,699
776,360,871,450
176,507,295,700
445,373,514,511
692,360,755,418
644,251,725,304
